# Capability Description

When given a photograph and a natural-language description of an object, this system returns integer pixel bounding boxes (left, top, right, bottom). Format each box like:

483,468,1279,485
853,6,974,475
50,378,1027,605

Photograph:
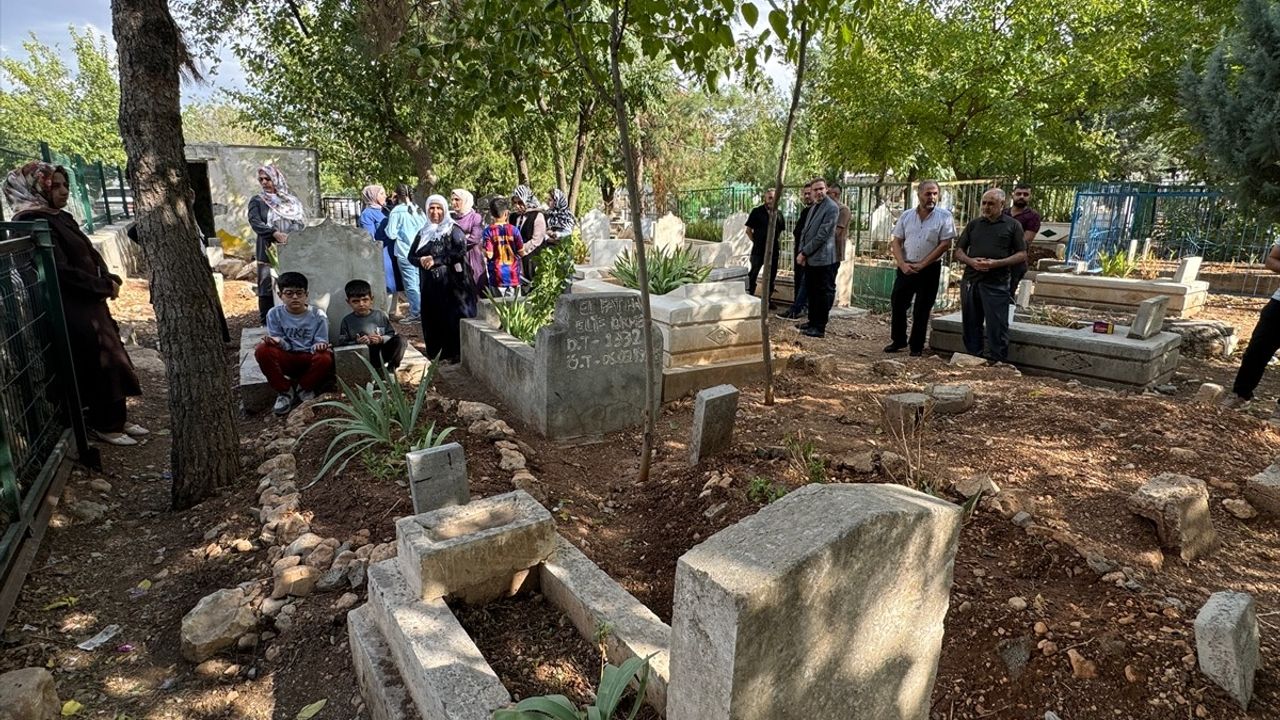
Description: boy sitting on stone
255,271,333,415
337,278,405,378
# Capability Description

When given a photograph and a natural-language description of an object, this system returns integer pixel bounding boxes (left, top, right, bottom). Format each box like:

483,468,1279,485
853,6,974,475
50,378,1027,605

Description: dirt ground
2,276,1278,720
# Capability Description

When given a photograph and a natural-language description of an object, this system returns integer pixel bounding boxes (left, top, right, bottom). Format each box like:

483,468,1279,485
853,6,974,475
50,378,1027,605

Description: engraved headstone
277,219,385,343
405,442,469,514
654,212,686,251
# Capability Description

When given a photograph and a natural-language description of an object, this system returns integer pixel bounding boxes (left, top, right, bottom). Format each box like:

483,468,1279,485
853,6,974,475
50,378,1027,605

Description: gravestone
1016,280,1034,309
1195,591,1258,709
277,218,386,343
406,443,469,515
720,212,752,266
689,384,740,463
1127,295,1170,340
1127,473,1217,561
1174,256,1204,283
581,208,611,244
654,213,686,251
335,345,375,387
667,484,961,720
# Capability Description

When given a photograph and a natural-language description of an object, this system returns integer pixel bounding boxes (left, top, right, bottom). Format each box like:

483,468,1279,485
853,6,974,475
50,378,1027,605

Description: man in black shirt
777,180,815,319
745,188,786,298
954,188,1027,364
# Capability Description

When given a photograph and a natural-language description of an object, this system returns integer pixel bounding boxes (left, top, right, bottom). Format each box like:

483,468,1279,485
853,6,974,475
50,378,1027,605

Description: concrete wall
184,144,320,258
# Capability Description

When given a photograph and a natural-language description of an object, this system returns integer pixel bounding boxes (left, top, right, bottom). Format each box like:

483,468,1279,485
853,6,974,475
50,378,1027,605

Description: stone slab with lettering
406,442,469,514
277,218,386,343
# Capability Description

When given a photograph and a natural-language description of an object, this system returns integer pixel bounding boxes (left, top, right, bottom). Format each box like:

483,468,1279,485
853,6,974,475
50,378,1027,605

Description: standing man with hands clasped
887,180,956,356
955,188,1027,364
794,177,839,338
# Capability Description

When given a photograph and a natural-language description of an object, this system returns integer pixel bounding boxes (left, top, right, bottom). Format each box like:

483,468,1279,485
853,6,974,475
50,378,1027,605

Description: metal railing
0,143,131,234
322,196,360,224
0,220,97,625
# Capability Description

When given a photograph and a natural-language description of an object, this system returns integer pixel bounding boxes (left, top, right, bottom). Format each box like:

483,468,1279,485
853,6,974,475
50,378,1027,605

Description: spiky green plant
299,354,453,486
612,245,711,295
492,655,653,720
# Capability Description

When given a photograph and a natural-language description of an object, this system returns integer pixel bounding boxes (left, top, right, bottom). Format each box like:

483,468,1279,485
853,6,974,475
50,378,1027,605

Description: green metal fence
0,219,96,624
0,143,131,234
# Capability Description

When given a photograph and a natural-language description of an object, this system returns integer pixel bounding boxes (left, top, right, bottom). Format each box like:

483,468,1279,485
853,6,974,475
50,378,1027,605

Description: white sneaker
297,389,317,404
272,393,293,416
123,422,150,437
93,429,138,446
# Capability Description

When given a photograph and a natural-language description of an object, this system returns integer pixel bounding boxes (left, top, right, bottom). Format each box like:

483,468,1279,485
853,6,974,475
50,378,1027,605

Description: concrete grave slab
689,384,740,463
406,442,469,514
1032,273,1208,318
1174,256,1204,284
395,490,554,603
277,219,387,343
348,604,417,720
581,208,611,245
1194,591,1258,709
667,484,961,720
239,327,274,413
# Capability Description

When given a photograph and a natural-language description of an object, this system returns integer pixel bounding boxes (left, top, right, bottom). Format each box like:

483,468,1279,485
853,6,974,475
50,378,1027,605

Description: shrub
1098,248,1135,278
685,219,723,243
492,654,653,720
612,245,711,295
299,355,454,486
747,475,788,504
488,234,581,344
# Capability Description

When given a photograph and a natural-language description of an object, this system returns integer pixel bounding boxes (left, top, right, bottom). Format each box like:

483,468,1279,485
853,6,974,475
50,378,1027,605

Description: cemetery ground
1,276,1278,719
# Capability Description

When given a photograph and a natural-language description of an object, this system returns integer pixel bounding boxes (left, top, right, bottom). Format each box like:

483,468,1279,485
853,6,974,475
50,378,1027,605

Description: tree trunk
111,0,240,509
607,8,656,484
538,97,569,191
567,98,596,211
759,19,812,406
388,125,436,200
511,132,531,186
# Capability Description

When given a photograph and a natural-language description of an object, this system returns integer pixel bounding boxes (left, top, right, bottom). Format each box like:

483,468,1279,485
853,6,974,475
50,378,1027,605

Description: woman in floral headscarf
510,184,546,286
3,162,145,446
248,164,307,322
409,194,474,362
450,188,487,298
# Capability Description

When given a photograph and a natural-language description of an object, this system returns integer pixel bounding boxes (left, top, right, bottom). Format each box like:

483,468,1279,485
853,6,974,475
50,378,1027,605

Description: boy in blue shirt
255,271,332,415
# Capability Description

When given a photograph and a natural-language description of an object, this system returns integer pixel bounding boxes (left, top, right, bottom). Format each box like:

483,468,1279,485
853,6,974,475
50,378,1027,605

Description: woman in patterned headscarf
248,164,307,321
545,188,576,243
3,162,145,446
510,184,547,286
450,188,487,298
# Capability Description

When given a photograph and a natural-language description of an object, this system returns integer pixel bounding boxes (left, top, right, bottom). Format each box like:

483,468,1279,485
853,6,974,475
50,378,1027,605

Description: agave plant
612,245,711,295
492,655,652,720
298,353,453,486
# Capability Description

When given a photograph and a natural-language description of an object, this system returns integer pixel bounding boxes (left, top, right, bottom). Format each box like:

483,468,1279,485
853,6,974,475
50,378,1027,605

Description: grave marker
689,384,740,463
1174,256,1204,283
277,219,386,343
405,442,469,515
654,213,686,251
580,208,611,244
1127,295,1170,340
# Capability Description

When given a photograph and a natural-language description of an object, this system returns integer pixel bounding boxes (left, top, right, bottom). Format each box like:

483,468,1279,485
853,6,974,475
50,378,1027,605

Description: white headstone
720,212,752,268
277,219,385,343
654,213,686,251
581,209,611,245
1174,256,1203,284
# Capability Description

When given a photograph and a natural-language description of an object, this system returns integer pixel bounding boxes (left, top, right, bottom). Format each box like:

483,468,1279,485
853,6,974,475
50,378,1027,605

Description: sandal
123,422,150,437
93,429,138,446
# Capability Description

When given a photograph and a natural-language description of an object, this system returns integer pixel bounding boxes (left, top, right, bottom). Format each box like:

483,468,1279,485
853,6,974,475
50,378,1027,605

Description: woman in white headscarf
409,194,474,362
450,188,487,295
248,164,307,322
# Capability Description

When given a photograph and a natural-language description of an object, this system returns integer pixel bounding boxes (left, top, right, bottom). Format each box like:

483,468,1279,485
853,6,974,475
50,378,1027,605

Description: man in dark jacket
745,188,786,298
795,178,839,338
954,188,1027,363
777,180,815,319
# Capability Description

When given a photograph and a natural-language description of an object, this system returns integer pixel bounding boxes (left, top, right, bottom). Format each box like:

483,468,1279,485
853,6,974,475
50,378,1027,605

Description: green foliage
298,354,453,485
492,654,652,720
1098,249,1136,278
747,476,787,504
612,245,711,295
489,235,580,343
1181,0,1280,219
684,219,723,243
0,28,123,164
181,101,275,146
784,433,827,485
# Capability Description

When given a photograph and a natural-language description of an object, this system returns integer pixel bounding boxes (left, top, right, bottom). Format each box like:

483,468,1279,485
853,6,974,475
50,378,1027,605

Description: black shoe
883,343,907,353
909,349,923,357
797,322,812,331
801,327,825,338
775,310,801,320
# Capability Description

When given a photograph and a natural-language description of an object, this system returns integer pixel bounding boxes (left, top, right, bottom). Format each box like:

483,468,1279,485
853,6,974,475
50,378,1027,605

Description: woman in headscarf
545,188,577,245
3,162,146,446
450,188,487,298
248,164,307,322
409,194,474,362
358,184,397,308
510,184,547,287
386,183,426,323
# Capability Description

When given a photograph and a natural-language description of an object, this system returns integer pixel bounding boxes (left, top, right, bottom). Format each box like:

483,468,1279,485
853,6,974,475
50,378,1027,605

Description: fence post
115,165,130,218
97,162,113,225
29,220,100,470
73,157,95,234
38,141,51,164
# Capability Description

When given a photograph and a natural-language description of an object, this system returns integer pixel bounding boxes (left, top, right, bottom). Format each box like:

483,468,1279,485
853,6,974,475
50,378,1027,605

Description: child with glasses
254,271,333,415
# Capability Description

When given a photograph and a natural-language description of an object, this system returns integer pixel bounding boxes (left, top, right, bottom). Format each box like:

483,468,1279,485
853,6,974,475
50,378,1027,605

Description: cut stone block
1244,461,1280,517
881,392,935,437
667,484,961,720
1174,256,1204,284
0,667,59,720
948,352,987,368
406,442,469,514
239,327,274,413
1031,273,1208,318
1194,591,1258,709
925,384,974,415
348,604,416,720
1127,473,1218,561
1194,382,1225,404
335,345,375,388
395,490,555,603
540,535,671,711
366,560,510,719
690,384,740,464
1127,295,1170,340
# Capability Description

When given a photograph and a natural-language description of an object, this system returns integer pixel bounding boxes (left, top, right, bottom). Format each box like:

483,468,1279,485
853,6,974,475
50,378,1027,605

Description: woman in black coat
408,194,475,363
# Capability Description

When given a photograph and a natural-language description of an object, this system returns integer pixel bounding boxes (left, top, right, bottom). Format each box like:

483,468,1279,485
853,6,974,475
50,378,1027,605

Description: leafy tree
180,101,275,146
0,28,124,163
1181,0,1280,217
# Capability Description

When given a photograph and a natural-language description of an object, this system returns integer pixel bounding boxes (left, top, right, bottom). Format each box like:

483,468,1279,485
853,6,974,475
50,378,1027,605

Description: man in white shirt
886,180,957,356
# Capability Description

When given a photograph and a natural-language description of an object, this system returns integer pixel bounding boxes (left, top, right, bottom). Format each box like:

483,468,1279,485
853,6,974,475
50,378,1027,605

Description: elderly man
795,178,839,338
955,188,1027,363
745,188,786,298
887,180,956,356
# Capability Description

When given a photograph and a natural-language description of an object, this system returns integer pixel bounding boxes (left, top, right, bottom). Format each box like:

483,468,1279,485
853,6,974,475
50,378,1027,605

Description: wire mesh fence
0,143,131,232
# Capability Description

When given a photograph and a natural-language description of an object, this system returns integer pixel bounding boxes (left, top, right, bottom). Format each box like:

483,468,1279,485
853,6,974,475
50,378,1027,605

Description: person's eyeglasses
281,289,307,298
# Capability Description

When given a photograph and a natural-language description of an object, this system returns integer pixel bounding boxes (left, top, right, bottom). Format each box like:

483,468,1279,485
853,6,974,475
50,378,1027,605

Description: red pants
254,343,333,392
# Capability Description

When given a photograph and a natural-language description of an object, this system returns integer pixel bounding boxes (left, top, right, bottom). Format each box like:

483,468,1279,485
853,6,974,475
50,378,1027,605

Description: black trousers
1233,298,1280,402
890,261,943,352
370,334,407,372
748,245,781,298
87,396,127,433
1009,262,1028,303
804,264,837,332
258,294,274,324
960,276,1012,363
